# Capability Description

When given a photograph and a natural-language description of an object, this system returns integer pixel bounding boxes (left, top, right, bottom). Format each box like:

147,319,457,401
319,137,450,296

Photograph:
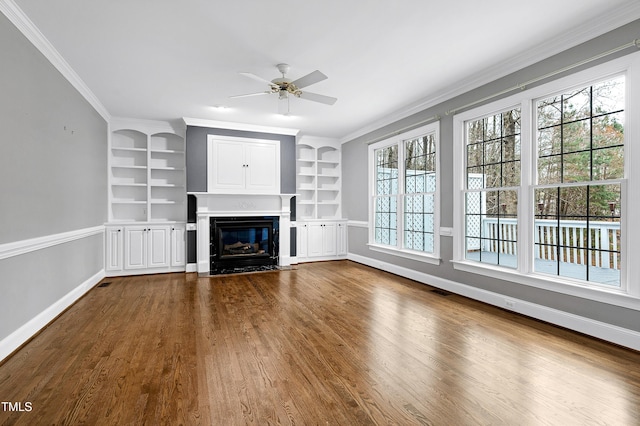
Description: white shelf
150,149,184,154
112,147,147,153
109,125,185,223
296,137,342,220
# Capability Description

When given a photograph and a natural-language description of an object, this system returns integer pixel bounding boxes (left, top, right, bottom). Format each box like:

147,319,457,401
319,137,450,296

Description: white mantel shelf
189,192,297,273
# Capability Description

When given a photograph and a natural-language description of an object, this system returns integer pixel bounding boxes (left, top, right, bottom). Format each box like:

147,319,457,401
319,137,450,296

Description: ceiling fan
230,63,337,114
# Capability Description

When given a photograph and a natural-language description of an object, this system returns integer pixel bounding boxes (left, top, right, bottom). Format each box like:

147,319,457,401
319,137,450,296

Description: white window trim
368,121,441,265
452,52,640,311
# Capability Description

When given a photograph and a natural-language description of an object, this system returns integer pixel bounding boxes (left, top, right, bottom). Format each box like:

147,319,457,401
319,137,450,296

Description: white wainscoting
0,226,106,361
347,252,640,352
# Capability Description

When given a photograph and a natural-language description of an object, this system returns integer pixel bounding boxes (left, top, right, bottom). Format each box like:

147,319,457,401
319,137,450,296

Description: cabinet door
105,227,123,271
296,223,308,258
321,223,337,256
209,140,245,190
337,222,347,256
125,226,147,270
245,142,279,192
147,226,170,268
307,223,324,257
170,224,186,267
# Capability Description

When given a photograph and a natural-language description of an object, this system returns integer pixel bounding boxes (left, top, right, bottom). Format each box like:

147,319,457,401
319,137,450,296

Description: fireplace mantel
188,192,296,273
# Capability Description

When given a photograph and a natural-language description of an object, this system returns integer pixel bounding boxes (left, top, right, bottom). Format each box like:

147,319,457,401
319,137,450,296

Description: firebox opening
210,217,279,274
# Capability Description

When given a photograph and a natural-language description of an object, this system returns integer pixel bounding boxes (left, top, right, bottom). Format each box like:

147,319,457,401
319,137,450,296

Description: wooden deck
466,251,621,285
0,261,638,425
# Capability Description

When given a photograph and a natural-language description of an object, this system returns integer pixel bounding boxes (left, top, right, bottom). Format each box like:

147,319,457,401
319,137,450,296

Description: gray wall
0,13,108,341
342,19,640,333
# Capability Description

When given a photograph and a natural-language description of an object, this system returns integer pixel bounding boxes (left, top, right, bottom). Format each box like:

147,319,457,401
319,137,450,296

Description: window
465,108,521,268
534,76,624,286
453,52,640,306
369,122,440,263
374,145,398,246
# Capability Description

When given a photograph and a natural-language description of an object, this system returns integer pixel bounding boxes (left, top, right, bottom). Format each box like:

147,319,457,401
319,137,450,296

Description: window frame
368,121,441,265
452,52,640,310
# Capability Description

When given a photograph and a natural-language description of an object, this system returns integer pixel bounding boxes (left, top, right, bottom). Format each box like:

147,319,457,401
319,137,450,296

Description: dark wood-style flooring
1,260,639,425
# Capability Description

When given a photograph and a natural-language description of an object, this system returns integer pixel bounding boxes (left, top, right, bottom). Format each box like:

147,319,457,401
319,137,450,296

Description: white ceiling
10,0,640,139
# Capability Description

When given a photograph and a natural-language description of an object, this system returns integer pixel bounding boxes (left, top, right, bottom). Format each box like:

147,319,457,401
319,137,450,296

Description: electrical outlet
504,299,516,309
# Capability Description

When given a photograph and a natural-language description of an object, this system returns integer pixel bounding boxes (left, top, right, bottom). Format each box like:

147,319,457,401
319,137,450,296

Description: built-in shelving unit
296,136,341,220
295,136,346,263
106,119,187,277
109,120,186,223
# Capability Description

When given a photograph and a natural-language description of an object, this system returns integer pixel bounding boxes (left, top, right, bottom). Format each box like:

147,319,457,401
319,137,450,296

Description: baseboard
0,269,105,362
347,252,640,351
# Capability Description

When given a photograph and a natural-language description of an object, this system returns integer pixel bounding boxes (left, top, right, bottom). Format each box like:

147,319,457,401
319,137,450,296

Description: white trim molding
0,269,105,362
0,225,105,260
347,220,369,228
0,0,111,121
347,252,640,352
183,117,300,136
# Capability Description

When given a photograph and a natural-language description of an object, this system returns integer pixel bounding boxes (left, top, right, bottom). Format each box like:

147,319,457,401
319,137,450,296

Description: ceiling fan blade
229,91,271,99
240,72,279,88
291,70,327,89
298,91,337,105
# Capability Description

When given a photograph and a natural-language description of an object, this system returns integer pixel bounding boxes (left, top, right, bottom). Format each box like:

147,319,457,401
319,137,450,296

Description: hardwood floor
1,260,639,425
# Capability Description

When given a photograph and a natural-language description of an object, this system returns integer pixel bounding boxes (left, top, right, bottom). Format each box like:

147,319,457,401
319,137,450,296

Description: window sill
451,259,640,311
368,243,441,265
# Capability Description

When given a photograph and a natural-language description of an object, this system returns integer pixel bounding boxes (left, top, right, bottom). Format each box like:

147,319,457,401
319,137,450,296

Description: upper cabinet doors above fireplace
207,136,281,194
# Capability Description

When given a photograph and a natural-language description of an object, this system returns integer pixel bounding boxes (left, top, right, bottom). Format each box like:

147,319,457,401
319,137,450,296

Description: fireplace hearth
210,217,279,274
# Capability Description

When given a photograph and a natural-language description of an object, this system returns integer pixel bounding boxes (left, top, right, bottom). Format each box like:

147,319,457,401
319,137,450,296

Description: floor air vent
97,282,112,288
430,289,451,296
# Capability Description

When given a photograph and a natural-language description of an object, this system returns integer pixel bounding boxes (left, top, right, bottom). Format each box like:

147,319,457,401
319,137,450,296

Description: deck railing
480,218,621,270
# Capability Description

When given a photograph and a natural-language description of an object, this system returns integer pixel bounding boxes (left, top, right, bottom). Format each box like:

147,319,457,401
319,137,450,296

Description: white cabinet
296,223,308,259
124,225,170,270
296,220,347,262
105,226,124,272
207,136,280,193
308,222,337,257
105,223,185,276
170,224,186,268
337,221,347,256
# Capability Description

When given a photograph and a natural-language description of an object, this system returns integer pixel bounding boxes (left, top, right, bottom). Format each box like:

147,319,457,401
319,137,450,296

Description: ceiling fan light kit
231,63,337,113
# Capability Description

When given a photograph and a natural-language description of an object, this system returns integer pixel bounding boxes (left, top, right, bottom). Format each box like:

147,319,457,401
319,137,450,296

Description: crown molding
183,117,300,136
0,0,111,122
341,2,640,144
110,117,186,137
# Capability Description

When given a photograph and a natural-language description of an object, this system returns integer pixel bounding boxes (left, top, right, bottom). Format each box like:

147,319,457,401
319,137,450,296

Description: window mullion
397,141,405,250
519,100,532,274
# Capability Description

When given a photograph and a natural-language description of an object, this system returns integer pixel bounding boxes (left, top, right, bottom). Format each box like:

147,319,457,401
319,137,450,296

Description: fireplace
191,192,295,274
210,217,279,274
